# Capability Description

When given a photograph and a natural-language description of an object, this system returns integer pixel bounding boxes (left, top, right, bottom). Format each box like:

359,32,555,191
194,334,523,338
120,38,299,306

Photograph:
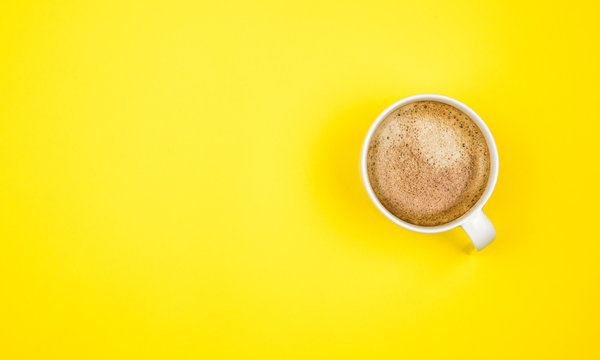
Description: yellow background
1,0,599,358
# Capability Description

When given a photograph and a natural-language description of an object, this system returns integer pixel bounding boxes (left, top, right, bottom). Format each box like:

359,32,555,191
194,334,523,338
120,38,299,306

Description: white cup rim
360,94,499,233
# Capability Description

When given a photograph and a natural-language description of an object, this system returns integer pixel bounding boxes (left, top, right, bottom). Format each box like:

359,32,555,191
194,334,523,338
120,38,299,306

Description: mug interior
360,94,499,233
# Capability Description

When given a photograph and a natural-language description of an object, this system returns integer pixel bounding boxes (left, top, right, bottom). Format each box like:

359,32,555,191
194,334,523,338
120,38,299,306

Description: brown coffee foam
367,101,490,226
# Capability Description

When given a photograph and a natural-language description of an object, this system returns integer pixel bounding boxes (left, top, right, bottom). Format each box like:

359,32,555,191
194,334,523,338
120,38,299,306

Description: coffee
366,101,490,226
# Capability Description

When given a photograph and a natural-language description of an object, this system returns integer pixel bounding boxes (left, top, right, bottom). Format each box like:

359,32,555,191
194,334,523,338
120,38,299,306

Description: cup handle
461,209,496,250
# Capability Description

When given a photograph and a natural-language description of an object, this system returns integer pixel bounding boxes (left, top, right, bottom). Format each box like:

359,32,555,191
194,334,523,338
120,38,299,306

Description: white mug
360,94,499,250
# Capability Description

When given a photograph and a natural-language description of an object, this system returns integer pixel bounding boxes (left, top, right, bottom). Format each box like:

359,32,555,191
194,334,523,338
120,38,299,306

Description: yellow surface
1,1,599,358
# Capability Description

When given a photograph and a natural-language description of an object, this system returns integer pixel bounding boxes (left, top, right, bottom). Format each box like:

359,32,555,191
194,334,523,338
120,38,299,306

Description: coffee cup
360,94,499,250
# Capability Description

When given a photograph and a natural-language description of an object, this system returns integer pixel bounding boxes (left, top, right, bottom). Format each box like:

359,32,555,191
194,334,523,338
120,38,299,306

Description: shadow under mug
360,94,499,251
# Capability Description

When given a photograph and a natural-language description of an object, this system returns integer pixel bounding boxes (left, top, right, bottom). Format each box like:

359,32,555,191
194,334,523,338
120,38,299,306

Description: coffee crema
366,101,490,226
